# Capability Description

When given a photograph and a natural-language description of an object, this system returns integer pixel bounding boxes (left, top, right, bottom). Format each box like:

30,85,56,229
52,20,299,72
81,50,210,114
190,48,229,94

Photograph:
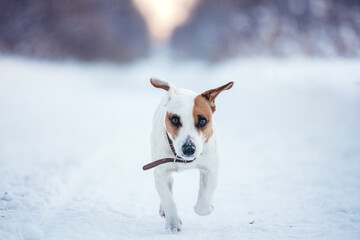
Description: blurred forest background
0,0,359,62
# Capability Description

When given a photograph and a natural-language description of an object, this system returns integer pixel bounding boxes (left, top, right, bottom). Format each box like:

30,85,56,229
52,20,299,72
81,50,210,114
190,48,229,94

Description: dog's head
151,77,233,160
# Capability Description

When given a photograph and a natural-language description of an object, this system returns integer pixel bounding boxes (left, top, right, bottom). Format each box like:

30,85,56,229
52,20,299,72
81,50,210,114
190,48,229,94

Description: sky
132,0,198,43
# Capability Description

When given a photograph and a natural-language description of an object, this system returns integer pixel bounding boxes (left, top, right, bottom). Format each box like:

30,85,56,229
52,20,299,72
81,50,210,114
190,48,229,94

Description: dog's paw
159,205,165,218
165,217,182,232
194,203,214,216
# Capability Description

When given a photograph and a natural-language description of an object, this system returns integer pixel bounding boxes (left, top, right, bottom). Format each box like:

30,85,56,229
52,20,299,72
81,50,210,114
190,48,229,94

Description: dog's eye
197,116,208,128
170,116,181,127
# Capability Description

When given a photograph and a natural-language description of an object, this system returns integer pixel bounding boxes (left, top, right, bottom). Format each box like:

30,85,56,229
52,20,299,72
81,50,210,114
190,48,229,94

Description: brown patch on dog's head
201,82,234,112
193,95,213,142
165,111,181,139
194,82,234,142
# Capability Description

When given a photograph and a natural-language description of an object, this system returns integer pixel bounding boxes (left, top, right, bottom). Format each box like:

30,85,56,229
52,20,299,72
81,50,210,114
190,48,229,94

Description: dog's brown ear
150,77,170,91
201,82,234,112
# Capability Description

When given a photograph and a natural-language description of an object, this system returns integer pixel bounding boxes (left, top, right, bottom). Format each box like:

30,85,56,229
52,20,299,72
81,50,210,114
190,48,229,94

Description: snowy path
0,57,359,239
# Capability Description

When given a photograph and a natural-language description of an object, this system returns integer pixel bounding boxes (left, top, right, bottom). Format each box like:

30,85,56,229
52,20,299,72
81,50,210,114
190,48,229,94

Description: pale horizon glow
132,0,198,44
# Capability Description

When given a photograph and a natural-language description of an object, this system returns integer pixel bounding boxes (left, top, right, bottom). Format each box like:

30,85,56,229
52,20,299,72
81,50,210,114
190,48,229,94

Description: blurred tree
0,0,149,62
1,0,359,61
171,0,360,60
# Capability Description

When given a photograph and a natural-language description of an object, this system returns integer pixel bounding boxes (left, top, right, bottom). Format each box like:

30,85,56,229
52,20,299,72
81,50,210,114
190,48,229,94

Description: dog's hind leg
154,168,182,232
194,169,218,216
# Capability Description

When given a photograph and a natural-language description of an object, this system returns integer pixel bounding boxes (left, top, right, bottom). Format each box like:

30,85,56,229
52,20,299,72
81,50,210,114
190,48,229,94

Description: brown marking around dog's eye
166,112,181,139
193,95,213,142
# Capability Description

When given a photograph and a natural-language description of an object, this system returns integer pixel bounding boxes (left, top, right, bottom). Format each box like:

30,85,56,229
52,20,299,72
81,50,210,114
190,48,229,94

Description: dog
143,77,233,232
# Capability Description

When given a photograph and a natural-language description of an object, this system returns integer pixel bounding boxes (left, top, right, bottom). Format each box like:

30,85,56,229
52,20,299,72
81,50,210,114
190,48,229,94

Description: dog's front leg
194,169,218,216
154,168,182,232
159,176,173,218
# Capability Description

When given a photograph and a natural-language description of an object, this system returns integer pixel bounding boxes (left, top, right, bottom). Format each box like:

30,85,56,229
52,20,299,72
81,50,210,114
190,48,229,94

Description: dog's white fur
150,78,230,232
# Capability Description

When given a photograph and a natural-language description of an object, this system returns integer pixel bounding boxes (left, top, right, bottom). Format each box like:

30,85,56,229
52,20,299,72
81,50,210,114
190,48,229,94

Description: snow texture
0,56,359,239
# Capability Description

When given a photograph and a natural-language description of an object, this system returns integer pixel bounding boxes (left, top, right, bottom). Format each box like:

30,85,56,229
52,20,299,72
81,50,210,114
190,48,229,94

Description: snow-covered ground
0,56,359,240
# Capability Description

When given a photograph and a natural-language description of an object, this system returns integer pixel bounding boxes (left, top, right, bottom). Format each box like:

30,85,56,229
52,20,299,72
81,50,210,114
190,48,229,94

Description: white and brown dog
143,77,233,232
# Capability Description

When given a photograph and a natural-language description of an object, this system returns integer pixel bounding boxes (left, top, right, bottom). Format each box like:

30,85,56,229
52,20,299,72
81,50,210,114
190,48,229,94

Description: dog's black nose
182,141,196,156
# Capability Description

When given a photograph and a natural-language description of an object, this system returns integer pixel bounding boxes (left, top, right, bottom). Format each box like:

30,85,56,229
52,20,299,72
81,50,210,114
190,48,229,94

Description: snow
0,56,360,239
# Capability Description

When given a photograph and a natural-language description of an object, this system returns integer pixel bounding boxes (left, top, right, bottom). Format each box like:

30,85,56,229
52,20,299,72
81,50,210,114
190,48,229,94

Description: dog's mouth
178,155,196,161
178,151,202,161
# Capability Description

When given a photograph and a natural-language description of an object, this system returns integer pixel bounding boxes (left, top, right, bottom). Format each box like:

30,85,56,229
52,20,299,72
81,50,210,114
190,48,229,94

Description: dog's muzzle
182,141,196,157
142,132,196,170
